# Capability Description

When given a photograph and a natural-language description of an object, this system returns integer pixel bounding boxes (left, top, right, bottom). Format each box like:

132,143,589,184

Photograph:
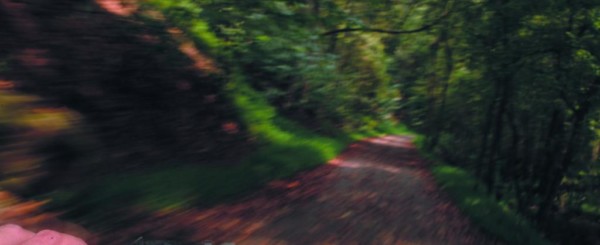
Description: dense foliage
398,0,600,243
1,0,600,243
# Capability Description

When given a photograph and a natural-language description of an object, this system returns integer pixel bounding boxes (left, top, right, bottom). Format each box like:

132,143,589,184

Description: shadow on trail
92,136,493,245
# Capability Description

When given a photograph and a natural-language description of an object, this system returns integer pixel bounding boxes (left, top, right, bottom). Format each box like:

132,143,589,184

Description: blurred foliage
398,0,600,243
0,91,95,193
42,72,407,230
1,0,599,243
139,0,401,130
0,0,404,210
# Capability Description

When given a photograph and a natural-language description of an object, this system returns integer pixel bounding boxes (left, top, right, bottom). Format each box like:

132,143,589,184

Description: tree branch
321,2,451,36
321,24,435,36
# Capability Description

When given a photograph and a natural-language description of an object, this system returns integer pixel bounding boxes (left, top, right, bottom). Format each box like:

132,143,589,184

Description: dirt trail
102,135,495,244
1,136,496,244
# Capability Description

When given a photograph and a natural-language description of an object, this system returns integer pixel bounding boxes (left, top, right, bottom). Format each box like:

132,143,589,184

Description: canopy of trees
1,0,599,244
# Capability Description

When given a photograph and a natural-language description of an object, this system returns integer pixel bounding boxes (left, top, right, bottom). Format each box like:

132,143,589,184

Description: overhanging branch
320,24,436,36
321,3,451,36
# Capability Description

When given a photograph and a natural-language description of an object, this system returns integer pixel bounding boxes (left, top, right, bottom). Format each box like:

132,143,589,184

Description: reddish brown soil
116,135,499,244
1,136,497,244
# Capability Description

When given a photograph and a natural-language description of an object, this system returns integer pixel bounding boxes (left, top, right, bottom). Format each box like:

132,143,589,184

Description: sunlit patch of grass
345,119,415,140
377,121,416,136
581,203,600,215
227,77,343,151
430,164,551,245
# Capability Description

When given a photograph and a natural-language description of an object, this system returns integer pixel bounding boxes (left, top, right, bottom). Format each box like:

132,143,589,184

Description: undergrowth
414,137,552,245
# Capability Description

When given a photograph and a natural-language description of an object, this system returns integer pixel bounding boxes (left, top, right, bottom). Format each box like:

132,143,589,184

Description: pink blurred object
0,225,86,245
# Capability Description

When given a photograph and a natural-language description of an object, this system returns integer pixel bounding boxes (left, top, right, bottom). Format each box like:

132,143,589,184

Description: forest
0,0,599,244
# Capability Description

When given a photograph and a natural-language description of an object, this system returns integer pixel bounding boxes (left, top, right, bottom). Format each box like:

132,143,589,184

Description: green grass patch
582,203,600,215
344,119,415,140
409,130,550,244
431,165,551,245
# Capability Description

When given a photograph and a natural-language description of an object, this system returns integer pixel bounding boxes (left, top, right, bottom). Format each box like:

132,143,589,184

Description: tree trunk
505,103,521,200
424,37,441,150
485,78,509,194
428,20,454,150
475,93,497,185
537,78,598,221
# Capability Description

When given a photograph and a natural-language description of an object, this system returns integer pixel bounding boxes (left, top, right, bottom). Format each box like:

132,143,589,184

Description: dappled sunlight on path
94,135,495,244
1,136,496,244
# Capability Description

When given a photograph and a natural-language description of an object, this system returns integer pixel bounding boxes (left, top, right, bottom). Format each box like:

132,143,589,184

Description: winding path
109,135,495,244
0,136,496,244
